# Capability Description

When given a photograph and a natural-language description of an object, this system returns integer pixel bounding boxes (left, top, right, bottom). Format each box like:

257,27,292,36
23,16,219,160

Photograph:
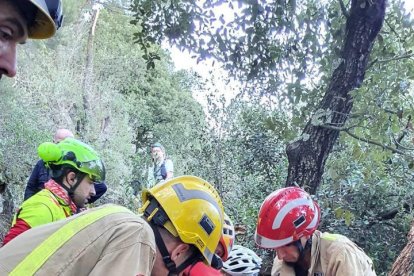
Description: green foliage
131,0,328,85
128,0,414,273
0,0,413,275
181,97,291,252
320,141,413,275
0,85,51,206
0,2,207,213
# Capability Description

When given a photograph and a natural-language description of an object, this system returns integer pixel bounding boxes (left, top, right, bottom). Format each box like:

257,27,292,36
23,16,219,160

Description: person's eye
0,30,12,40
0,28,12,40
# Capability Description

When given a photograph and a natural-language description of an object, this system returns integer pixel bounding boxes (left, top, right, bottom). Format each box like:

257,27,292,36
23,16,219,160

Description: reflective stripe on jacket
272,230,376,276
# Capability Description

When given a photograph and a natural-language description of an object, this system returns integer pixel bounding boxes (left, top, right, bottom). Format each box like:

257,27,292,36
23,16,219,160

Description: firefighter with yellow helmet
0,176,225,275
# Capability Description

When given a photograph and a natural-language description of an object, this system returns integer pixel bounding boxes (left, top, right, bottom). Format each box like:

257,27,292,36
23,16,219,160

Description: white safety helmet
222,245,262,276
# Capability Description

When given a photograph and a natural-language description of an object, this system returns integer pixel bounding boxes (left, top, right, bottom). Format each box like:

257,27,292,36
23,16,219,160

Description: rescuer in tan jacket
270,230,376,276
254,187,376,276
0,176,225,276
0,204,155,275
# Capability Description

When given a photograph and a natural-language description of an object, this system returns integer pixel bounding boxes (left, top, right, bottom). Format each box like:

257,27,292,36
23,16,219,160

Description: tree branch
368,52,414,69
344,129,406,154
338,0,350,18
394,115,413,150
320,124,406,155
382,108,399,115
377,53,414,63
385,18,401,39
393,138,414,151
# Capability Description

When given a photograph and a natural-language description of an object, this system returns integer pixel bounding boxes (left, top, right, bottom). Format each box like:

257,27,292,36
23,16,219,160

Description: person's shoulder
319,231,363,257
22,189,54,205
35,159,45,166
318,232,375,274
80,204,141,222
164,158,173,166
17,191,65,227
23,189,69,214
320,231,348,243
79,205,154,239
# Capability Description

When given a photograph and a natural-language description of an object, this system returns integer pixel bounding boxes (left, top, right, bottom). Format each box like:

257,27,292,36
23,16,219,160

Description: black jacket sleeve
24,160,49,200
88,181,108,203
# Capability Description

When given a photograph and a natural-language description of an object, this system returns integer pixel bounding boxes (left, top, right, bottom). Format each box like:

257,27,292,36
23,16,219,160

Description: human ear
66,171,77,185
170,243,191,263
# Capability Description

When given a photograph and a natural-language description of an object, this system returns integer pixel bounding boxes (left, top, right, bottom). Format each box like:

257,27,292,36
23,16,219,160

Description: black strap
144,199,170,226
150,223,178,275
148,220,200,275
68,173,85,197
294,237,312,264
211,254,223,269
55,172,86,210
60,172,85,199
293,238,311,256
293,239,304,254
175,253,201,274
153,160,167,180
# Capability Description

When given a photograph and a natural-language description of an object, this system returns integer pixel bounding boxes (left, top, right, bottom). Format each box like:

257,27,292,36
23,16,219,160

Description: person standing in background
146,142,173,188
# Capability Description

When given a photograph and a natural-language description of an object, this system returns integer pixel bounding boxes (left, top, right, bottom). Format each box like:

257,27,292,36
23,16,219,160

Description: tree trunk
78,8,100,136
389,221,414,276
285,0,386,195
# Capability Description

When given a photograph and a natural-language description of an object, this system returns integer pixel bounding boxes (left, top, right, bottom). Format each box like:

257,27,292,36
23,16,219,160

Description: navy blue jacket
24,160,107,203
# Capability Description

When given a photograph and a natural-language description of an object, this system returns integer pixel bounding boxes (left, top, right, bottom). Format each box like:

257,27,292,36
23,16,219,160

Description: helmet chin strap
60,172,86,201
285,237,312,267
286,238,311,267
149,223,200,276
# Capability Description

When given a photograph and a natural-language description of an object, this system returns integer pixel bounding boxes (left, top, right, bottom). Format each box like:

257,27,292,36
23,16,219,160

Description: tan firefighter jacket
0,204,156,276
272,230,376,276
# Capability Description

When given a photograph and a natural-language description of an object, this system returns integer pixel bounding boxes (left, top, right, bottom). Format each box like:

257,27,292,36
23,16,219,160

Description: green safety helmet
38,138,105,182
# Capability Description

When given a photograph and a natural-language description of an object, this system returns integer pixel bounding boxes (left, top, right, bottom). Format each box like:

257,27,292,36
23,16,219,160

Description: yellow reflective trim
11,205,132,275
321,232,340,241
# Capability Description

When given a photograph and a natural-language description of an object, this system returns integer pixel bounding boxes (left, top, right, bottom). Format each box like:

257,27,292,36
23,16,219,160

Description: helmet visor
81,159,105,182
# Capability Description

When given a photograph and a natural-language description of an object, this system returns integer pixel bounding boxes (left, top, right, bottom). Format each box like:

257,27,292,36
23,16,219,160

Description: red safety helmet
254,187,320,249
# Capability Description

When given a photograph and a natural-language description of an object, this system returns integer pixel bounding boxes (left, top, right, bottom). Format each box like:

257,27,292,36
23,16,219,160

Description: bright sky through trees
169,0,414,109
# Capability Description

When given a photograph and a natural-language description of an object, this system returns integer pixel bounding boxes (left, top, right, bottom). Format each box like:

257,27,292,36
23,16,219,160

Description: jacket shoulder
317,232,376,276
18,190,68,227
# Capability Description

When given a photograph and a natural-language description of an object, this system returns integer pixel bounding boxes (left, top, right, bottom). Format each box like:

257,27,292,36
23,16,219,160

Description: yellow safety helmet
141,175,224,265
